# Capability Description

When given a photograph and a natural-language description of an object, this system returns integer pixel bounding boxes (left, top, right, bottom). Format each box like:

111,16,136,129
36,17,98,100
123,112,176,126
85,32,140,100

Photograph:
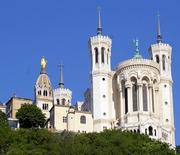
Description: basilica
4,12,175,147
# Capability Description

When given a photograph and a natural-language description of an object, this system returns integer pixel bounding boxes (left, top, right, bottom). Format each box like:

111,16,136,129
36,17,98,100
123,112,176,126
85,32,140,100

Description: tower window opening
42,103,48,110
101,47,105,63
155,55,160,64
162,55,166,71
95,48,98,63
62,98,66,105
57,99,60,105
102,78,105,81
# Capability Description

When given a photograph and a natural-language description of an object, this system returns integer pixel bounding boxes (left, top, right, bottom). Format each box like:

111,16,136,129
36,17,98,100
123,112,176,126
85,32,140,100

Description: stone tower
34,57,53,119
149,16,175,146
89,11,115,132
53,64,72,106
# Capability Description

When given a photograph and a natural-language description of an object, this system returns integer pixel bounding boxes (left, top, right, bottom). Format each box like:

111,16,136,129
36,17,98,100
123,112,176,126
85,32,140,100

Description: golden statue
41,56,46,69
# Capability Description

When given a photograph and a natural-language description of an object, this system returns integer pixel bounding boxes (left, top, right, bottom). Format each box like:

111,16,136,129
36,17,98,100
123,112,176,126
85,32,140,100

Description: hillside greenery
0,127,177,155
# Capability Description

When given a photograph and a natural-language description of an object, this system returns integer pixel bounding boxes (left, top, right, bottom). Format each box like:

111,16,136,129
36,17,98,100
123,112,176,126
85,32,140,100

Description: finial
157,13,162,43
58,63,64,88
133,39,142,59
40,56,47,74
97,7,102,35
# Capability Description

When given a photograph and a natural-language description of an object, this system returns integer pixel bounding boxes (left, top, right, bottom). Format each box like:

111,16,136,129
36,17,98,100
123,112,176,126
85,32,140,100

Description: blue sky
0,0,179,144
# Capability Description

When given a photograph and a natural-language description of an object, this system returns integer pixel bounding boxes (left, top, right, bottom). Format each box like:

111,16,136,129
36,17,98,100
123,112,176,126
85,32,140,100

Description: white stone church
34,13,175,147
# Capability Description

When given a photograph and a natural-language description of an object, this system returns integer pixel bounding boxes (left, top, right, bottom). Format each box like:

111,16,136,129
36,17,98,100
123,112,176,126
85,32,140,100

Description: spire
157,14,163,43
40,56,47,74
133,39,142,59
97,7,102,35
59,64,64,88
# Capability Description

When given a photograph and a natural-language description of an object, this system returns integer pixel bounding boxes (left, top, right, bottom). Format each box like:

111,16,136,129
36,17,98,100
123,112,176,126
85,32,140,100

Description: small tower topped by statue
34,56,53,119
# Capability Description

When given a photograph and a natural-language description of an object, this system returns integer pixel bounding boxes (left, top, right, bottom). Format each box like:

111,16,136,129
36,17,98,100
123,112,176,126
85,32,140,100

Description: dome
35,73,52,89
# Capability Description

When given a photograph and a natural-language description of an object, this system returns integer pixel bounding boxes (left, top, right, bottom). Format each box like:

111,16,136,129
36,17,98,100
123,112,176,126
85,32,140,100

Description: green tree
16,104,46,128
0,110,8,127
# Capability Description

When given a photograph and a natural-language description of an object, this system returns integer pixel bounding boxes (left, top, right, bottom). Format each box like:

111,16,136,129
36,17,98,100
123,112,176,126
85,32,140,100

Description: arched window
145,129,147,135
148,126,153,136
57,99,60,105
122,81,128,114
38,90,41,95
95,48,98,63
162,55,166,71
155,55,160,64
80,115,86,124
101,47,105,63
62,98,66,105
154,129,157,136
43,90,46,96
131,77,138,112
143,84,148,111
137,129,140,133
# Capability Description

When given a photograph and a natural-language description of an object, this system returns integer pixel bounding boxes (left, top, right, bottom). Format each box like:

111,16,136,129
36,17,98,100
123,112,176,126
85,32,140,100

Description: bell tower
35,57,53,119
89,10,115,132
149,15,175,146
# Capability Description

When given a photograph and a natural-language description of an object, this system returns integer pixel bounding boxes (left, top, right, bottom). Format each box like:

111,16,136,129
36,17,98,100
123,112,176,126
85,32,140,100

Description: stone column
148,84,153,113
138,83,143,112
125,81,132,113
119,85,124,125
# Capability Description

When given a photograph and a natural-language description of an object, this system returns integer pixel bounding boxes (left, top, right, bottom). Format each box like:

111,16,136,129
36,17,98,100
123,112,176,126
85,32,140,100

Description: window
165,101,168,105
57,99,60,105
62,98,66,105
154,129,157,136
42,103,48,110
102,78,105,81
166,119,169,122
63,116,67,123
80,115,86,124
95,48,98,63
38,90,41,95
162,55,166,71
148,126,153,136
101,47,105,63
155,55,160,64
103,112,106,116
145,129,147,135
143,84,148,111
43,90,48,96
137,129,140,133
102,95,106,98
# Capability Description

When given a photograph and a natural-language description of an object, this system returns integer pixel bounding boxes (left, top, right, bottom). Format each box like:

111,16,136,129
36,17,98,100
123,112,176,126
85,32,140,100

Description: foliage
0,128,176,155
16,104,46,128
0,110,8,127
